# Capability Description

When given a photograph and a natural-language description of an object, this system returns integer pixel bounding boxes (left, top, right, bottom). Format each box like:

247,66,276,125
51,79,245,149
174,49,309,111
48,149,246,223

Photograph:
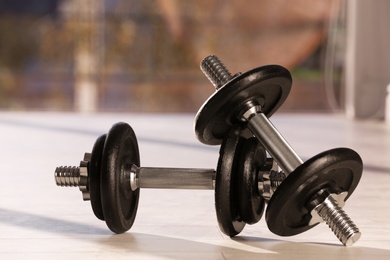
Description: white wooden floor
0,112,389,259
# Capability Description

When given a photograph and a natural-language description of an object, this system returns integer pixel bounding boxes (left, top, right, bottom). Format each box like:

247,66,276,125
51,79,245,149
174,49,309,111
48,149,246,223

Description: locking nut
309,190,347,226
54,153,91,200
258,158,286,201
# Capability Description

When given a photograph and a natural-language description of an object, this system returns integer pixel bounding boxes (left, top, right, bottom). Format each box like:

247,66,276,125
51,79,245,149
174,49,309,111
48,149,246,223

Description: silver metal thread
258,161,287,201
55,166,80,186
269,170,286,191
200,55,233,89
54,165,90,200
262,169,361,246
315,195,361,246
266,171,361,246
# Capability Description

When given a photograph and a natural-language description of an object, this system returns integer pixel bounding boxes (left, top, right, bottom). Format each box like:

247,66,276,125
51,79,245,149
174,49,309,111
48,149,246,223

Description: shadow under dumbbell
0,207,108,235
3,207,389,257
231,236,390,258
95,233,390,258
96,232,279,258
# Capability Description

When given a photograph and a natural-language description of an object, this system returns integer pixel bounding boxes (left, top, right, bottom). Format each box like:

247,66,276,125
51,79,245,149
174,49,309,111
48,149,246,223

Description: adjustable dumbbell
55,122,279,235
195,55,363,246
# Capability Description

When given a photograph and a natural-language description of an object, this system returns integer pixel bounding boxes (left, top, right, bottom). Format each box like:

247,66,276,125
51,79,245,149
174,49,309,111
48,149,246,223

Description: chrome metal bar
246,112,303,174
130,166,215,190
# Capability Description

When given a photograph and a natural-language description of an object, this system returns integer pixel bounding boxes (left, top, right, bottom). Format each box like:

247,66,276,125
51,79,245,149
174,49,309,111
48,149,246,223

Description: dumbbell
195,55,363,246
54,122,279,235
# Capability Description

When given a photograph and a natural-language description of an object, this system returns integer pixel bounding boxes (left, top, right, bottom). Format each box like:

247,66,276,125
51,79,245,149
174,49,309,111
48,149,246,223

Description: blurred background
0,0,389,117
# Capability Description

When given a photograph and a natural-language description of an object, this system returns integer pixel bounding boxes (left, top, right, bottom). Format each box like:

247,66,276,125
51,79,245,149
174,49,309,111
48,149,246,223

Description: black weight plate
89,134,106,221
215,126,246,237
101,122,140,234
195,65,292,145
266,148,363,237
237,138,267,225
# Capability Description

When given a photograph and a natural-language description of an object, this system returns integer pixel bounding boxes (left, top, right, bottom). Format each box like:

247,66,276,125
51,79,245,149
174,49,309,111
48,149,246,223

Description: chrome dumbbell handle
55,159,281,196
129,166,215,190
55,164,215,192
242,109,303,174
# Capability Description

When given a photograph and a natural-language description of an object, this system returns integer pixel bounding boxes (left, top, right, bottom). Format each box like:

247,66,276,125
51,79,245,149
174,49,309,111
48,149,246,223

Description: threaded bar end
316,195,361,246
200,55,233,89
55,166,80,187
269,170,286,191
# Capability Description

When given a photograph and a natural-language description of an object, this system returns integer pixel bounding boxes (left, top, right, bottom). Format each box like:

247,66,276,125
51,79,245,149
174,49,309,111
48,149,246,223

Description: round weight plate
101,122,140,234
89,134,106,221
237,138,267,225
215,126,246,237
195,65,292,145
266,148,363,237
